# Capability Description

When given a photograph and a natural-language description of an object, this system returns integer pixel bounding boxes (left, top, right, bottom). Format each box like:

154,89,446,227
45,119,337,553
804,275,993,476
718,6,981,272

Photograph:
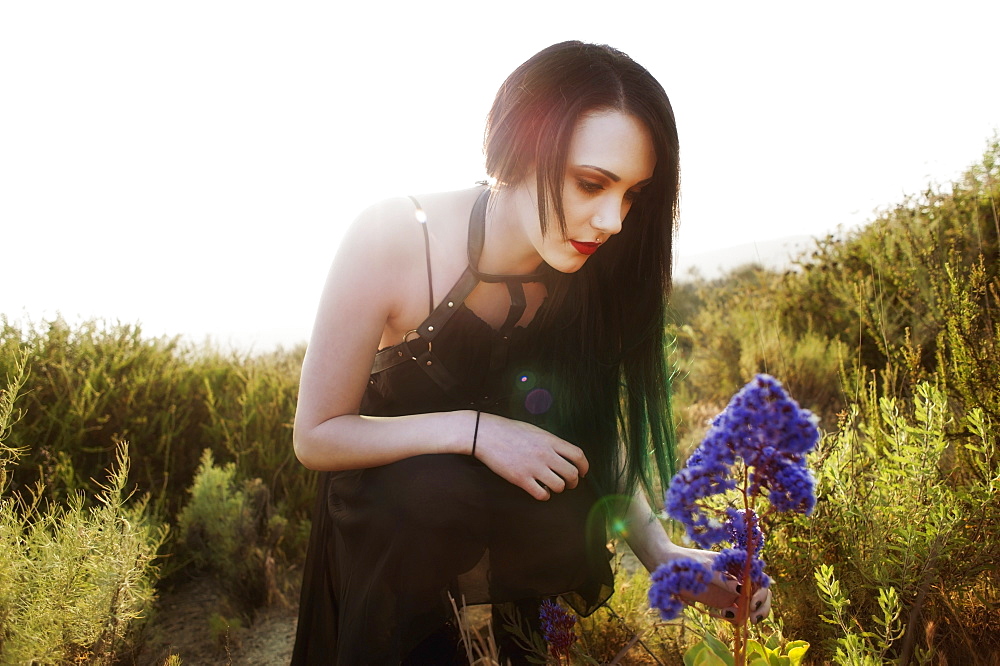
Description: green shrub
764,382,999,662
667,138,1000,663
0,351,28,494
200,348,313,531
175,449,287,615
0,318,312,552
815,564,916,666
0,354,167,663
669,264,846,436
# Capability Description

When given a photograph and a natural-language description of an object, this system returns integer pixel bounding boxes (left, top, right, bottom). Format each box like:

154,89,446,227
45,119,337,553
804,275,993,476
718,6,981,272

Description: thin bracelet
471,410,481,457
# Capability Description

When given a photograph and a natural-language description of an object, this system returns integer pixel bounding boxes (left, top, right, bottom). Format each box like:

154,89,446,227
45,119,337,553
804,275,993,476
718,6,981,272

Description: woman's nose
592,205,623,236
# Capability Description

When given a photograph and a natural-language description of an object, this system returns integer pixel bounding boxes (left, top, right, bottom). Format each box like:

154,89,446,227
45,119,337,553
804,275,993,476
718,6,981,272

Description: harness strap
467,190,547,284
487,281,526,374
370,267,477,374
370,189,543,402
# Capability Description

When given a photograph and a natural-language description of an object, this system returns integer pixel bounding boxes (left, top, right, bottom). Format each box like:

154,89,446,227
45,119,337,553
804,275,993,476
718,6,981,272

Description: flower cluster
648,558,711,621
710,508,770,589
650,375,819,620
539,598,577,658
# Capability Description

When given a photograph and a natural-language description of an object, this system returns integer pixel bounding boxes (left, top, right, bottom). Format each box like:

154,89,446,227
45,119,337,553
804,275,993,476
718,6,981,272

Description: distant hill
674,235,816,281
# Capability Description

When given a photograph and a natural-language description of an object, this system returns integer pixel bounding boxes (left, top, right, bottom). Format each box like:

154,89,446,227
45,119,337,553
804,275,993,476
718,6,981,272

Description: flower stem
734,466,755,666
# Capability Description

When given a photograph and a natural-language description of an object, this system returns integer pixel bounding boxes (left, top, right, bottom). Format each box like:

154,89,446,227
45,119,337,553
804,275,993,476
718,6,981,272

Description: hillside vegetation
668,137,1000,662
0,138,997,663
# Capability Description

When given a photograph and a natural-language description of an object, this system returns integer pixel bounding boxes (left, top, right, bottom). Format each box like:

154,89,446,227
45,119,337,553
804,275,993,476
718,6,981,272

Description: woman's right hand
471,411,589,501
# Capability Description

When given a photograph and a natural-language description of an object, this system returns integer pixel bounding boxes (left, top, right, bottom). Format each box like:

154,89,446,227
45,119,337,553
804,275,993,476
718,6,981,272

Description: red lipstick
570,240,601,256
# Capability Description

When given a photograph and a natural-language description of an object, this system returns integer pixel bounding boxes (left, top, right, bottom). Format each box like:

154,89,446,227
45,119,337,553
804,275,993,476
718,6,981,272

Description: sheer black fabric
291,193,614,664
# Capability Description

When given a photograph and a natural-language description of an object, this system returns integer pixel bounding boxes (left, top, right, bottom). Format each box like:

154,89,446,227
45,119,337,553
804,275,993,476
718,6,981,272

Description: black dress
291,190,614,664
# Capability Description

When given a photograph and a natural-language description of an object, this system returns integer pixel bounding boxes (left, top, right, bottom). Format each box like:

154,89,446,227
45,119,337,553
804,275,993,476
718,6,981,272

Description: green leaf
745,640,776,666
786,641,810,665
684,642,725,666
684,636,735,666
702,632,736,665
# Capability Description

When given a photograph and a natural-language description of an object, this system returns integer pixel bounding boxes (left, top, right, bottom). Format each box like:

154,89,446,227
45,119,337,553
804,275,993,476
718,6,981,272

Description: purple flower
665,459,737,548
648,558,712,621
654,375,818,623
666,375,819,549
712,547,771,589
726,507,764,553
762,458,817,514
539,598,577,658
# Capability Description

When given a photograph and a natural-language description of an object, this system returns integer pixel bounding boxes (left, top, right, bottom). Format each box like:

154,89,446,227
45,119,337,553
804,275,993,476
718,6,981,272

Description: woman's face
526,109,656,273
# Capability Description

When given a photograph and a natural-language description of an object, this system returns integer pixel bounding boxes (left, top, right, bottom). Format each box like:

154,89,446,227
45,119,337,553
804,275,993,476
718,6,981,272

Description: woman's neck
478,185,546,276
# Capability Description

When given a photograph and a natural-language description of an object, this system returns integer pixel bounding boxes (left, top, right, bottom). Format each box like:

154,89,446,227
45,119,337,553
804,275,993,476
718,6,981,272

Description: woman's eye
576,180,602,194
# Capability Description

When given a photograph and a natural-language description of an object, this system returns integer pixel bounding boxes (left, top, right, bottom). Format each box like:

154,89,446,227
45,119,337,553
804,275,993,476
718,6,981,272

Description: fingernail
754,599,763,611
754,614,764,624
735,584,742,594
724,610,735,619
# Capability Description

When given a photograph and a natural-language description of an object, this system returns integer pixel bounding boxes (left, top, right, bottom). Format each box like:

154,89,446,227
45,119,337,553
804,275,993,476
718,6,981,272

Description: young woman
291,41,770,664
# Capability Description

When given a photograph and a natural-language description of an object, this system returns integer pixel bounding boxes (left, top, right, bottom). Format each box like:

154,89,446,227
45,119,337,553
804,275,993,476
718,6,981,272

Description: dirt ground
139,577,299,666
136,575,490,666
138,549,642,665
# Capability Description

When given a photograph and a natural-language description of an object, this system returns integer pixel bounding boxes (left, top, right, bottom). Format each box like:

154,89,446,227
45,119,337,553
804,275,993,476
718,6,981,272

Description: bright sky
2,1,998,351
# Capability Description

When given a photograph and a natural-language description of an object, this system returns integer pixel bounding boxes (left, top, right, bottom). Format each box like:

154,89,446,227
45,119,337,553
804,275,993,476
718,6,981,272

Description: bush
175,449,287,616
668,138,1000,663
764,381,1000,662
0,352,167,664
0,318,312,550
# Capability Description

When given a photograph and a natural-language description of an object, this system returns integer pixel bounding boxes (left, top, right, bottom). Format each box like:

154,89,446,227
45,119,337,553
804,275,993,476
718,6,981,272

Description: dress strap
407,196,434,316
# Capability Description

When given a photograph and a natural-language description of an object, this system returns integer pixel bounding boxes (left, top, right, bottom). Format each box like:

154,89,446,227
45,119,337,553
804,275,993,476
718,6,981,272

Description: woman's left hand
662,544,772,623
622,491,773,623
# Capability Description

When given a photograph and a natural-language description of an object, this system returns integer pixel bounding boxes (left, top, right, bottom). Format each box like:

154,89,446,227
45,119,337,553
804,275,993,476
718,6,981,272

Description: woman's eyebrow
578,164,653,187
578,164,621,182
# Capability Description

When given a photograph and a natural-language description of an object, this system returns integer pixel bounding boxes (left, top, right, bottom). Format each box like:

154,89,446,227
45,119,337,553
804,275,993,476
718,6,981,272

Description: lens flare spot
525,388,553,415
611,519,629,538
515,371,537,391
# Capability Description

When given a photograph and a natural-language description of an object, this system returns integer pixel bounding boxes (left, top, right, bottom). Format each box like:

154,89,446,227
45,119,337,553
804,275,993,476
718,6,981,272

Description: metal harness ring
402,329,430,360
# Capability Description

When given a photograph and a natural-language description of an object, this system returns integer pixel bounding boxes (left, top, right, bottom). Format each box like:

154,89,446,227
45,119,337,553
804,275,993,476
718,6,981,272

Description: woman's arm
623,489,772,619
292,199,588,501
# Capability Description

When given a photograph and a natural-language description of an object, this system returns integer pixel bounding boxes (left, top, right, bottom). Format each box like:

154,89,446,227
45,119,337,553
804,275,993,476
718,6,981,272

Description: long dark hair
484,41,679,499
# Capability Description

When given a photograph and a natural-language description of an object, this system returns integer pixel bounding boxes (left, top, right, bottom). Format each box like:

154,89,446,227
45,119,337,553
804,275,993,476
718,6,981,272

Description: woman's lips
570,240,600,256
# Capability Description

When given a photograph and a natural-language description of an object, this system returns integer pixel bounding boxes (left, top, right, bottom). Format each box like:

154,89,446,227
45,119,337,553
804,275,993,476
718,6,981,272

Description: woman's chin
545,253,590,274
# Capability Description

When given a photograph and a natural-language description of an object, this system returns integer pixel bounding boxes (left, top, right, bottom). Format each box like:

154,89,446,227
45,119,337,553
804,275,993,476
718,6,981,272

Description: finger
750,586,769,609
707,606,739,624
555,442,589,478
683,582,736,609
751,587,772,623
712,571,739,596
537,468,567,494
548,456,580,489
526,482,551,501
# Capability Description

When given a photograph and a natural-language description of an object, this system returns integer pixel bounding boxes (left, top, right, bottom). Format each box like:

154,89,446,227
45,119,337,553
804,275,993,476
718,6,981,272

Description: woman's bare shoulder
342,186,484,263
330,187,486,330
